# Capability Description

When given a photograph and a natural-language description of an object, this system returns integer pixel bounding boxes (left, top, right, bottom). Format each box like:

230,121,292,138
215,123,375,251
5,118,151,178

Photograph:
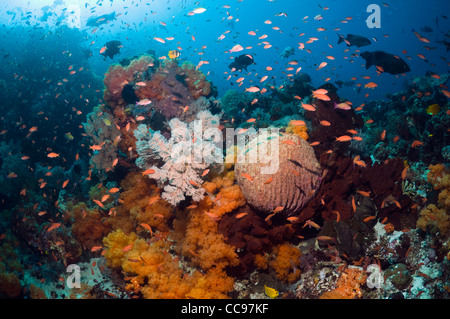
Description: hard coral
181,61,211,99
235,132,321,215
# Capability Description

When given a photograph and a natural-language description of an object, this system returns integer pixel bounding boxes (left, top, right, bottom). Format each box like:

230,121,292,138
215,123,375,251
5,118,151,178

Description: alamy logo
66,264,81,288
366,4,381,28
366,264,383,289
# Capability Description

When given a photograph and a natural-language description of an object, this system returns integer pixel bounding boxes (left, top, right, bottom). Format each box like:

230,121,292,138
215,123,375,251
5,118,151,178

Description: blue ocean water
0,0,449,301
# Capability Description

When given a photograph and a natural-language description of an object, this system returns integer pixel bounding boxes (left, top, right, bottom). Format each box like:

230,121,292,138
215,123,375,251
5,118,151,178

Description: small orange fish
301,103,316,112
122,244,133,252
364,82,378,89
241,172,253,182
7,172,18,178
272,206,284,213
314,94,331,101
91,246,103,252
411,140,423,148
47,152,60,158
290,120,306,126
335,135,352,142
62,179,69,188
148,196,160,205
47,223,61,232
357,190,371,197
89,145,102,151
282,140,297,146
204,211,219,220
109,187,120,194
304,219,321,230
189,180,200,187
320,120,331,126
380,130,386,141
245,86,261,93
140,223,153,233
363,216,376,222
142,168,156,176
401,167,408,180
101,194,110,202
235,212,248,219
317,236,333,241
93,199,104,208
264,176,273,184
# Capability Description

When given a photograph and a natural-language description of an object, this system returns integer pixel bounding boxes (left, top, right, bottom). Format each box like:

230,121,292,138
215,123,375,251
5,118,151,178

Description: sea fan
134,110,223,205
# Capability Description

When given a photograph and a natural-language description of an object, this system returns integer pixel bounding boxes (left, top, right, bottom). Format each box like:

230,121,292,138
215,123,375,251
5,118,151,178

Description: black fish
228,54,255,71
86,11,116,27
437,40,450,51
421,26,433,33
337,34,371,47
360,51,410,75
101,40,121,59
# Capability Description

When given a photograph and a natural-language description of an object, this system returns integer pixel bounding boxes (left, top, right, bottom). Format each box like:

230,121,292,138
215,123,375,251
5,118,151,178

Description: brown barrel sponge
235,132,322,215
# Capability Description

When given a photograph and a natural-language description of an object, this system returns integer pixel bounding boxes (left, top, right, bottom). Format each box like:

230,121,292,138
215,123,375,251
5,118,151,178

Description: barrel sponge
235,132,321,214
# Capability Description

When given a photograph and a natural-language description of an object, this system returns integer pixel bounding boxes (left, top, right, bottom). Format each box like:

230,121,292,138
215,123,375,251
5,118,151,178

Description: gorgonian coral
134,110,223,205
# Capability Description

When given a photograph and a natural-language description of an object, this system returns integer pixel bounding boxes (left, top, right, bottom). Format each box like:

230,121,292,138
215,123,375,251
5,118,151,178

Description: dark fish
86,11,116,27
101,40,121,60
337,34,371,47
437,40,450,51
228,54,255,71
360,51,410,75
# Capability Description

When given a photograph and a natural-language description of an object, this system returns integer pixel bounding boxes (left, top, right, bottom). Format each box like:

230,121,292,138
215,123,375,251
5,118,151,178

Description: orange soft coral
117,172,174,233
103,229,234,298
285,120,309,140
173,169,244,271
417,164,450,235
269,243,302,283
66,202,111,251
320,267,367,299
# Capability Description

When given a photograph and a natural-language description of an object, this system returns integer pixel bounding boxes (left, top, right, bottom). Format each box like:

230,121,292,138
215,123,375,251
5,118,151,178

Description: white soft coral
134,110,223,205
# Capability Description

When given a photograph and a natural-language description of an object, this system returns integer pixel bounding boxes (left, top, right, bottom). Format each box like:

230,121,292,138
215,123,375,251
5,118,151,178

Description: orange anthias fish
47,152,60,158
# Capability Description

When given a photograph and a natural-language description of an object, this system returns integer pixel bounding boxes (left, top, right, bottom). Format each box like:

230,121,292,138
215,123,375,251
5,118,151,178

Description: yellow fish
103,118,111,126
264,285,279,299
168,50,181,59
426,104,440,116
65,132,74,140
